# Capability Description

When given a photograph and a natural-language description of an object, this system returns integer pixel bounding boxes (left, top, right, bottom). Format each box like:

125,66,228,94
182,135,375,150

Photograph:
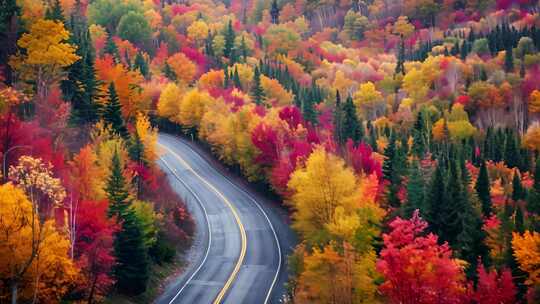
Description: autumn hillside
2,0,540,303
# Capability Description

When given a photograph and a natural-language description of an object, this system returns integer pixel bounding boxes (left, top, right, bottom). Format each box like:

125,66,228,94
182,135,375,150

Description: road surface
155,134,296,304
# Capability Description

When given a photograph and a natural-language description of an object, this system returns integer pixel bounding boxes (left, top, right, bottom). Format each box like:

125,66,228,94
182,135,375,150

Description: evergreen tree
475,161,492,216
45,0,64,23
270,0,280,24
103,83,128,138
106,151,131,218
383,133,403,208
515,205,525,233
395,39,405,75
505,44,514,72
223,65,230,88
411,110,427,157
251,66,265,105
163,62,176,81
129,132,145,165
426,163,447,235
512,171,526,202
342,95,362,144
232,67,242,88
382,132,396,182
133,51,149,79
333,90,344,145
368,122,377,152
104,32,121,63
240,36,248,61
301,97,317,125
224,20,235,60
403,160,425,218
504,129,521,168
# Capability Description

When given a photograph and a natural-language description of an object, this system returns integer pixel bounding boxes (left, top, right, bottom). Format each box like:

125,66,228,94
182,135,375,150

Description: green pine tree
106,151,131,218
512,171,526,202
527,157,540,217
403,160,425,218
113,207,149,295
475,160,492,216
163,62,177,81
104,33,121,63
251,66,265,105
233,66,241,88
45,0,64,22
342,95,362,144
133,51,149,79
333,90,343,145
103,83,128,138
412,110,427,157
224,20,235,60
505,44,514,72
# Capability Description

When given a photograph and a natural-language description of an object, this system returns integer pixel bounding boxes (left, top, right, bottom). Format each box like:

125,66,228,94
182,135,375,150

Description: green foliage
88,0,143,32
251,67,265,105
102,83,128,138
116,11,152,47
475,161,492,216
131,200,158,250
106,151,130,218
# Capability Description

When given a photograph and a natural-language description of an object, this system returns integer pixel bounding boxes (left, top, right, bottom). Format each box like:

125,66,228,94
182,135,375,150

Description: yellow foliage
354,82,384,120
167,53,197,85
523,123,540,151
17,19,79,67
158,82,183,118
187,20,209,42
231,63,254,89
512,231,540,286
333,70,355,95
198,69,225,90
295,243,379,304
135,113,158,163
176,89,215,129
393,16,414,37
0,183,78,303
288,148,361,241
260,75,293,106
402,68,429,103
529,90,540,113
69,145,107,201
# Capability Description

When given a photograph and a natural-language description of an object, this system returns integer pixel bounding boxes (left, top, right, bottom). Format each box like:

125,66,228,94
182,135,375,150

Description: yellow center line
159,143,247,304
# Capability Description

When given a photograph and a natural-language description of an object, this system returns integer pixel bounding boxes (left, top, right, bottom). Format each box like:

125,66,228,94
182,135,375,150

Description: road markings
159,143,247,304
158,157,212,304
165,134,283,304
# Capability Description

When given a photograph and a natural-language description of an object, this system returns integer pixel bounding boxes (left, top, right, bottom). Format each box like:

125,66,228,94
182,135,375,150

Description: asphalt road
155,134,296,304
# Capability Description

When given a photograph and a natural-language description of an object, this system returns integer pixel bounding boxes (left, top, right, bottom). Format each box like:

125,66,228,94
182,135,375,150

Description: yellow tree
0,183,78,303
167,53,197,85
529,89,540,114
12,19,79,104
69,145,107,201
157,82,183,118
176,89,215,129
287,148,361,244
294,243,379,304
523,123,540,152
512,231,540,286
187,20,209,45
354,82,384,120
135,113,158,164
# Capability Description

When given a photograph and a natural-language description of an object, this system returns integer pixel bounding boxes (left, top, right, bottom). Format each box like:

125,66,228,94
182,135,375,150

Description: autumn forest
1,0,540,303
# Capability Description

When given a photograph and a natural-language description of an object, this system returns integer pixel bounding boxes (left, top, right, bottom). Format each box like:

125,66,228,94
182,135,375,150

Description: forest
1,0,540,303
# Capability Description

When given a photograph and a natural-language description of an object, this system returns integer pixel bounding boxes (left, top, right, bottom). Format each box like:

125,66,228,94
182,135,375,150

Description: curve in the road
157,156,212,304
159,143,247,303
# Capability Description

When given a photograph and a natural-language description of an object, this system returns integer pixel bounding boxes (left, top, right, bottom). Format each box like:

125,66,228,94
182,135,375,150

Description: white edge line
163,133,283,304
157,156,212,304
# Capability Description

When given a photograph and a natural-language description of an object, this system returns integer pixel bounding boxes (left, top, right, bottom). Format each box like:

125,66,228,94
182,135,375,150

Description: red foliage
181,47,207,74
75,200,117,300
377,211,469,304
345,139,382,178
251,123,280,166
473,263,516,304
279,106,303,130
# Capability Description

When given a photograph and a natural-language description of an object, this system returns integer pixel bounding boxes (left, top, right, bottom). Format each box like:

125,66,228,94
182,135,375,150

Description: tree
14,19,80,104
45,0,64,23
354,82,384,120
342,95,363,144
251,67,265,105
103,33,120,62
106,150,130,218
403,160,425,218
0,183,78,304
102,82,128,138
157,82,182,118
270,0,280,24
224,20,235,60
505,45,514,73
527,157,540,216
133,51,149,79
473,264,516,304
74,200,117,303
287,148,361,245
377,211,468,304
0,0,20,84
476,161,492,216
116,11,151,47
512,231,540,286
166,53,197,85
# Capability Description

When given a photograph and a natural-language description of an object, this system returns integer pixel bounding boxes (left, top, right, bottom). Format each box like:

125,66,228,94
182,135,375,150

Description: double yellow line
159,144,247,304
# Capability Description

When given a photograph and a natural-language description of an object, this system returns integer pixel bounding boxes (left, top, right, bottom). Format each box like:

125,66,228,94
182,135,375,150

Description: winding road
155,134,296,304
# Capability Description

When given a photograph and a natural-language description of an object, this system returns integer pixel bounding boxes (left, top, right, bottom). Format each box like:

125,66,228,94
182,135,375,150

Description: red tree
74,200,117,303
377,211,469,304
473,263,516,304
